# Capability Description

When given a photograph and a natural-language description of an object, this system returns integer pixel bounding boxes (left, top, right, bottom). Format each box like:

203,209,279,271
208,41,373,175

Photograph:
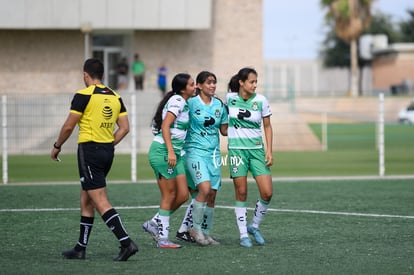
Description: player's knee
261,192,272,202
236,191,248,201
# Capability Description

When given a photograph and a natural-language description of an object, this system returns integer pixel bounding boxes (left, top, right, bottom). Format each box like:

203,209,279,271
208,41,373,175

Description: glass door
92,47,123,88
92,34,129,89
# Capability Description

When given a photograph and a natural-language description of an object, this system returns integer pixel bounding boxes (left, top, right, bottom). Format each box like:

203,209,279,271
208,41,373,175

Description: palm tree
321,0,373,96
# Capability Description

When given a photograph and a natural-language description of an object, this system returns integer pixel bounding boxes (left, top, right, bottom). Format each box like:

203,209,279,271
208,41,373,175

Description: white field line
217,206,414,220
5,174,414,186
1,205,413,220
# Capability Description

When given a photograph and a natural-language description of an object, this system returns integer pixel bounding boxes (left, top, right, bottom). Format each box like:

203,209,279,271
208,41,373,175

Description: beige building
372,43,414,94
0,0,263,95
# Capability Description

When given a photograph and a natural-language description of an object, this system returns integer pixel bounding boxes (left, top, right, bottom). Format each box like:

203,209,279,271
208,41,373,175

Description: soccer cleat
157,239,182,249
113,240,138,261
189,228,209,246
62,248,86,260
239,237,253,248
247,225,265,245
176,231,195,243
204,234,220,245
142,220,159,241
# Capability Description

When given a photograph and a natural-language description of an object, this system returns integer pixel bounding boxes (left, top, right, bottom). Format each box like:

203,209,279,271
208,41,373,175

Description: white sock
150,212,159,225
251,199,270,228
157,214,170,240
178,199,194,233
235,206,248,238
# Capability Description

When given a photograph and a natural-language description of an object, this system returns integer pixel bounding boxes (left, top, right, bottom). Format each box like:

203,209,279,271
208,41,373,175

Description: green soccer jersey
185,95,228,154
153,94,190,151
226,92,272,149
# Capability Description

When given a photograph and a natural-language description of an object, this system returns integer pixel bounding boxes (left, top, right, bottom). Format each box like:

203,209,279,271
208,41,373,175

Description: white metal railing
0,92,396,184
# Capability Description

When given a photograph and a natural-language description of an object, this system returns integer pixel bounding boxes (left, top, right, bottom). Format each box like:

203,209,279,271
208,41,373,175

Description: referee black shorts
77,142,114,190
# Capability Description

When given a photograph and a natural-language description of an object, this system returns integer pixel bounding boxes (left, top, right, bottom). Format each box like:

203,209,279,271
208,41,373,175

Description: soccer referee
51,58,138,261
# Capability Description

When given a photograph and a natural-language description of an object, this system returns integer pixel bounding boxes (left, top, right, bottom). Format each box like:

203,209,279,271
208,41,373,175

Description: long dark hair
227,74,239,93
228,67,258,93
152,73,191,133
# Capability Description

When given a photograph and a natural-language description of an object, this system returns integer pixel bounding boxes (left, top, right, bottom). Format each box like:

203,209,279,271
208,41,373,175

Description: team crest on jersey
232,167,238,174
167,167,174,174
215,109,220,118
195,171,202,179
252,102,258,111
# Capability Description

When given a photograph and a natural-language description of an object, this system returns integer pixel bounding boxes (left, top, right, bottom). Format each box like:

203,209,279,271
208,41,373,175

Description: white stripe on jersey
153,94,189,150
226,92,272,149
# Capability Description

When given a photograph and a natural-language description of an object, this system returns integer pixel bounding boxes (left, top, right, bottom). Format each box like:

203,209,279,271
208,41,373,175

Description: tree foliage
320,0,373,96
320,11,401,67
400,9,414,42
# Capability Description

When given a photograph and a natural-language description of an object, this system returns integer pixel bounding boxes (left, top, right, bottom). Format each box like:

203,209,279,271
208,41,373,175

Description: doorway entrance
92,34,129,89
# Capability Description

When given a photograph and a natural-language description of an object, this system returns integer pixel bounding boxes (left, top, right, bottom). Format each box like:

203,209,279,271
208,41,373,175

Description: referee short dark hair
84,58,104,80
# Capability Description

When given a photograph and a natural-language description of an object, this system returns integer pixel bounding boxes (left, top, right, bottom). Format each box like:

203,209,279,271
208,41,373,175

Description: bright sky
263,0,414,60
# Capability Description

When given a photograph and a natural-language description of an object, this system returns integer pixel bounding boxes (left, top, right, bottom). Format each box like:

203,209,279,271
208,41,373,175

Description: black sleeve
119,98,127,113
70,94,90,113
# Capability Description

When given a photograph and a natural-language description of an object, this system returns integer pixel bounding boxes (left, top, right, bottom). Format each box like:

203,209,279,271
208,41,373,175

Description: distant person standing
116,57,129,90
132,53,145,91
157,62,168,95
51,58,138,261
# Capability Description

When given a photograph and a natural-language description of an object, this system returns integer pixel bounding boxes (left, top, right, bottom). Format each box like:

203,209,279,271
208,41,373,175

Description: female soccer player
226,67,274,247
175,71,228,245
142,73,195,248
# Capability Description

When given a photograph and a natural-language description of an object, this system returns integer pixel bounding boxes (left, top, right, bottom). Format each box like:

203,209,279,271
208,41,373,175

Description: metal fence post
2,95,8,184
378,93,385,177
130,91,137,182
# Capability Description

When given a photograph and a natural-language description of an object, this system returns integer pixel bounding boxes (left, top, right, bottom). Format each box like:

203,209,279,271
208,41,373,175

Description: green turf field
0,179,413,274
3,122,413,183
0,122,413,273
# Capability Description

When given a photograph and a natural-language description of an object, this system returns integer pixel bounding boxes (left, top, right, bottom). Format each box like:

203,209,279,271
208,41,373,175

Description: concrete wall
0,0,212,30
133,0,263,95
0,30,84,94
372,51,414,92
0,0,263,95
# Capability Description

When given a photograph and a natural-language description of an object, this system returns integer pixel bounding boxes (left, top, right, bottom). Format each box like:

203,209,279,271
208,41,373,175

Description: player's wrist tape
53,142,61,150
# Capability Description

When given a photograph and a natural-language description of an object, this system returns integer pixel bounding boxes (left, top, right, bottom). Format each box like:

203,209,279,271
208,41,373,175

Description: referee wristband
53,142,61,150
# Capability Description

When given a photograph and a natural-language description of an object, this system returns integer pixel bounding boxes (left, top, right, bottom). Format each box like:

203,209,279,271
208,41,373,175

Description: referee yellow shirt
70,84,127,143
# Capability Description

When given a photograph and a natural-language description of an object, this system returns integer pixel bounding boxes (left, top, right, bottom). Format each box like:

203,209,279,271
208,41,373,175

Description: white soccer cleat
142,220,159,241
189,228,209,246
204,234,220,245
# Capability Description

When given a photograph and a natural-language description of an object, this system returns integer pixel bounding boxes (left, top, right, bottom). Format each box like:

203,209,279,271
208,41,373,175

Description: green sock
193,200,206,230
202,206,214,235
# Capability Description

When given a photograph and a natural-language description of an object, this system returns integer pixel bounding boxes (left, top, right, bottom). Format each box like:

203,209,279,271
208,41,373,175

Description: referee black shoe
113,240,138,261
62,248,86,260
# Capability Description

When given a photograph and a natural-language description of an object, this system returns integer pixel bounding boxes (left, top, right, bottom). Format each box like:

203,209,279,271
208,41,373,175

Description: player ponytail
228,74,239,93
151,73,191,133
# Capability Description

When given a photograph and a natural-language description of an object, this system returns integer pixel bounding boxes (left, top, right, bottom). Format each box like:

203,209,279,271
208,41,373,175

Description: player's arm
114,114,129,146
162,111,177,167
219,123,228,136
262,116,273,166
219,100,229,136
51,112,81,161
